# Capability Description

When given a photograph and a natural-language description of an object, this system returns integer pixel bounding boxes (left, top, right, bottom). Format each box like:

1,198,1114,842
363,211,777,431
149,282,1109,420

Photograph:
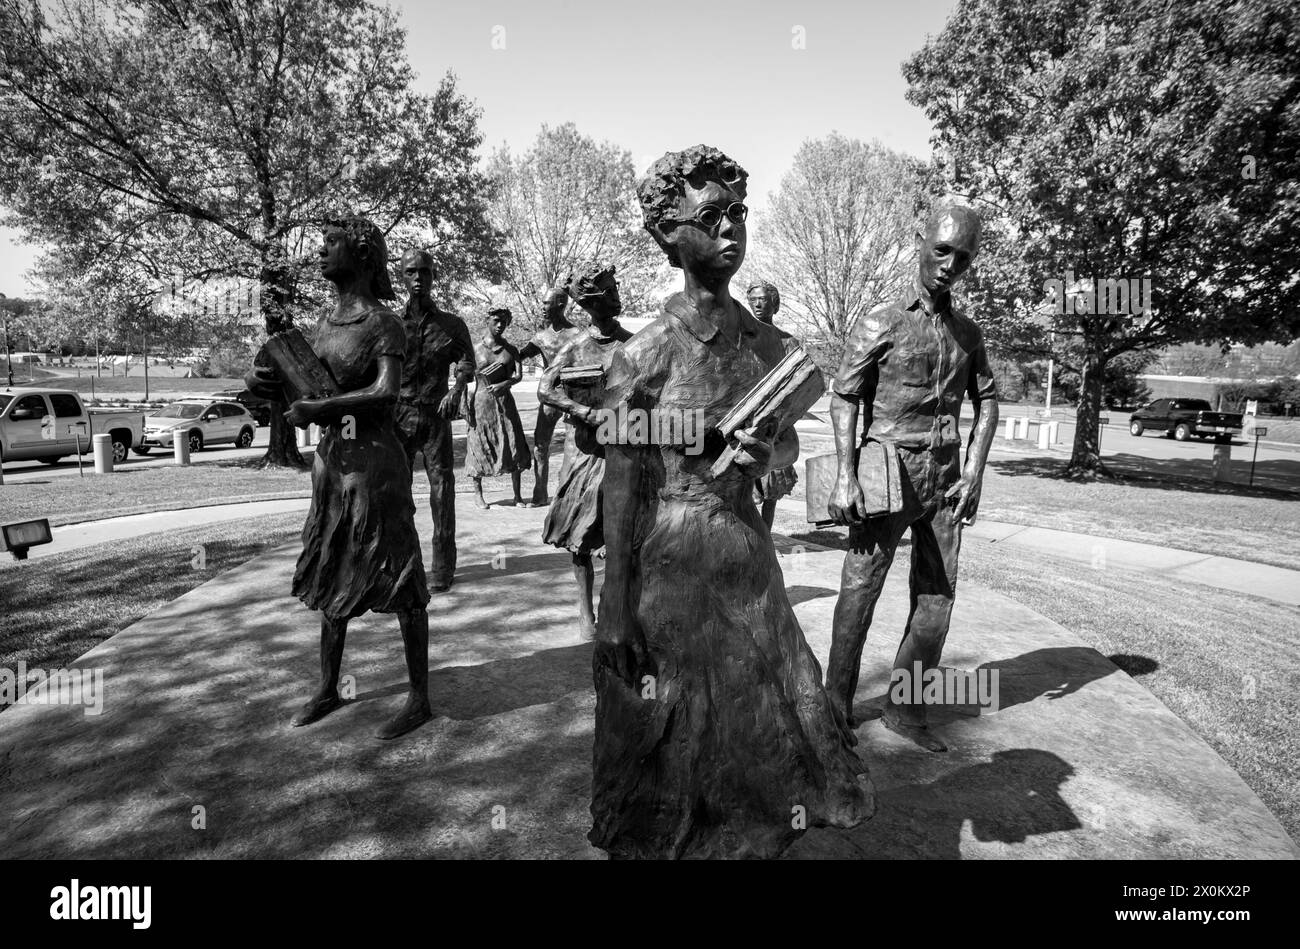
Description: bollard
1212,442,1232,483
173,433,191,466
1004,417,1017,440
297,426,310,449
1049,421,1060,444
309,423,321,446
92,433,114,474
1014,417,1029,439
1037,422,1051,450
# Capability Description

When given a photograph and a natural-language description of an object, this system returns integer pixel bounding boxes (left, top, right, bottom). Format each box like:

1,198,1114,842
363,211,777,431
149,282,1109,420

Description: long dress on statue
293,305,429,621
590,293,874,860
465,336,533,478
540,322,633,554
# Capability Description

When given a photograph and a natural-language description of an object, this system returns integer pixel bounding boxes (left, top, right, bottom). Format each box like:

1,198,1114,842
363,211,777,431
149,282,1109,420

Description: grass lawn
0,459,314,527
774,505,1300,844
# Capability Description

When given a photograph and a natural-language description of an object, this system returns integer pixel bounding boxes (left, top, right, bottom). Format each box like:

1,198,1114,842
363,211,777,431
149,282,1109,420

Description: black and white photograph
0,0,1295,921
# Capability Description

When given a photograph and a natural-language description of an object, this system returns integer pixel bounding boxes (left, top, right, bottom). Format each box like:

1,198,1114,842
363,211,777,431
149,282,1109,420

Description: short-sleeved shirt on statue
832,286,997,452
315,305,407,401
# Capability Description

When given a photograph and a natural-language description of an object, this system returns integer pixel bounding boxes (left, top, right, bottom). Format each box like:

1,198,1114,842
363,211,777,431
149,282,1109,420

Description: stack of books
804,442,904,527
559,365,604,388
710,348,825,479
263,328,340,404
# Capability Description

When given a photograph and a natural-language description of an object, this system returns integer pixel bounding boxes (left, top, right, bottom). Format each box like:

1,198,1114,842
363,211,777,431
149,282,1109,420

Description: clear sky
0,0,959,294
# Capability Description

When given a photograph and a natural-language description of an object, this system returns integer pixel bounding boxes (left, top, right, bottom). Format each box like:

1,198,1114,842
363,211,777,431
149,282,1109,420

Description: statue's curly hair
637,145,748,267
323,215,395,300
565,262,617,303
746,280,780,312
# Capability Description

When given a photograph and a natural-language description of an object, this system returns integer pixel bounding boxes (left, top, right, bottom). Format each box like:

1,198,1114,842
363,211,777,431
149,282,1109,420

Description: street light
1,292,12,387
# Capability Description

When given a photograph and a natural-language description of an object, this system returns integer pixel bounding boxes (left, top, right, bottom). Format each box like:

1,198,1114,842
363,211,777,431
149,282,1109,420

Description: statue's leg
291,616,348,727
426,415,456,590
377,608,434,740
827,514,907,726
531,405,559,505
573,551,596,640
882,504,962,751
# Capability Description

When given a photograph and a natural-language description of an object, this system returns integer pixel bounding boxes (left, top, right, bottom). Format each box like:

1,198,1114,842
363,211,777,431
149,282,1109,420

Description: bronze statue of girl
245,216,432,740
591,146,875,858
465,306,532,508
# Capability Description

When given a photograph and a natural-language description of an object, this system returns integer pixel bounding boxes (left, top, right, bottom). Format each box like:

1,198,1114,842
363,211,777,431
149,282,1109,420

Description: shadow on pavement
789,748,1080,859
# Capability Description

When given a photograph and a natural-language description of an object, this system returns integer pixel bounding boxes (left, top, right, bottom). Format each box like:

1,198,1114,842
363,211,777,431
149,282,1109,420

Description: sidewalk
0,504,1293,858
22,495,1300,609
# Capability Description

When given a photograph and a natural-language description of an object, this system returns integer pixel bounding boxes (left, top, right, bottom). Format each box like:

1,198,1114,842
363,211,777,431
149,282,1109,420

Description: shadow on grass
1107,653,1160,677
988,454,1300,500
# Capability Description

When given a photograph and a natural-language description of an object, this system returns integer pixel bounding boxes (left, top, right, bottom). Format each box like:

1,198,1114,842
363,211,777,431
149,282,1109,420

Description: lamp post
1,292,12,387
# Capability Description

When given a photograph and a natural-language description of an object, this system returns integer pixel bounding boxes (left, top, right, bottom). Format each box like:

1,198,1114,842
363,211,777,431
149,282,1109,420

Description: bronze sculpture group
247,152,998,857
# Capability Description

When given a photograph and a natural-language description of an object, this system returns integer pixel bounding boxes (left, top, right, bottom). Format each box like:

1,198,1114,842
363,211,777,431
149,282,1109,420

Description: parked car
210,388,272,426
138,400,256,455
0,387,146,465
1128,398,1244,442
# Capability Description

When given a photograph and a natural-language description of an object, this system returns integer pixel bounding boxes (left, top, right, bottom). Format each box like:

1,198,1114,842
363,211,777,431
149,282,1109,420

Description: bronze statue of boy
395,248,475,592
826,202,999,752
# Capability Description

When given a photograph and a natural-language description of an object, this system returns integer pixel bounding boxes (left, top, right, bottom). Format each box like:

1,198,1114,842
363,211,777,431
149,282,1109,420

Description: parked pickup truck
0,387,146,465
1128,398,1244,442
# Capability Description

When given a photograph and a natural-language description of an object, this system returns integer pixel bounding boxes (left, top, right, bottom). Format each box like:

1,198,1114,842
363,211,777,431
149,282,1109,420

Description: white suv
139,400,256,455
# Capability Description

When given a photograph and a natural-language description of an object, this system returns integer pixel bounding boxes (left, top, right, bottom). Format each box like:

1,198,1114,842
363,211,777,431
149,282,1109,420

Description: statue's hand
488,381,511,397
244,365,282,400
730,428,774,477
829,474,867,525
284,398,321,429
595,588,646,686
438,388,462,420
945,470,983,524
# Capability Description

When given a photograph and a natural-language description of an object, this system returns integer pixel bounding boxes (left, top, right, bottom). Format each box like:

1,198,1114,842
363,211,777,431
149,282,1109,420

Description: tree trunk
1067,351,1108,476
257,259,307,469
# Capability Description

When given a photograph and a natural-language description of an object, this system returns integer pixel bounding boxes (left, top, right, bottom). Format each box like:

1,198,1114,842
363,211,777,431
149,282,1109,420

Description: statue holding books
746,280,799,529
590,145,874,859
244,216,433,740
824,201,999,752
536,264,633,640
395,248,476,592
518,288,580,506
465,306,532,508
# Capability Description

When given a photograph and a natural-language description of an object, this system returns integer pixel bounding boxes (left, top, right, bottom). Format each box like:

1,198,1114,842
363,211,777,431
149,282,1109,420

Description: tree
744,134,941,371
904,0,1300,475
481,123,665,329
1056,349,1155,409
0,0,501,465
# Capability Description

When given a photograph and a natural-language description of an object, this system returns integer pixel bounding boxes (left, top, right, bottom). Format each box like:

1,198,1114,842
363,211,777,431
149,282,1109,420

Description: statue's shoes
291,693,343,728
881,709,948,752
375,697,434,741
